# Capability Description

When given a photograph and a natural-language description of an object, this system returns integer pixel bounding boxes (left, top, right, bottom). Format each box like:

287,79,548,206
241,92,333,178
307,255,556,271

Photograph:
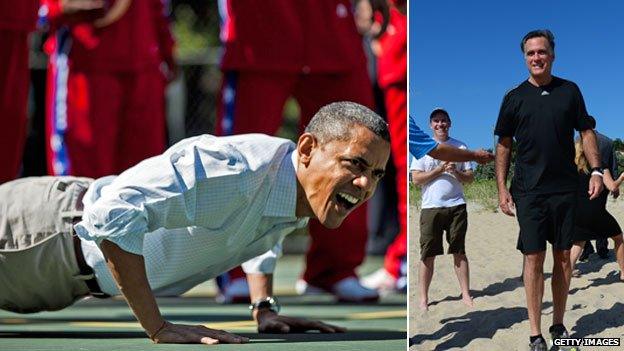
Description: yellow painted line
203,321,256,329
347,310,406,320
0,318,28,324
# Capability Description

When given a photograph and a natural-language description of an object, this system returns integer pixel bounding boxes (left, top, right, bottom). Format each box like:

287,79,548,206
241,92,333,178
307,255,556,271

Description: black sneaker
549,326,580,351
529,337,547,351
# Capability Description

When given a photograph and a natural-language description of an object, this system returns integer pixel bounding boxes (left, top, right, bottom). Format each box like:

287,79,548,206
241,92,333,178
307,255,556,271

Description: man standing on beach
411,108,474,311
495,29,603,351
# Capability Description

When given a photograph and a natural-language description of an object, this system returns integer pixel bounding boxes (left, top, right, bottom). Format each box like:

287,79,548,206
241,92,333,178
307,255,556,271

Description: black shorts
419,204,468,259
514,191,577,254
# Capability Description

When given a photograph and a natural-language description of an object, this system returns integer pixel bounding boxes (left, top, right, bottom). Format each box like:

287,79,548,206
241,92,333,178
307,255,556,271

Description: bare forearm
495,138,512,191
100,240,164,337
411,168,443,186
428,143,477,162
580,129,601,169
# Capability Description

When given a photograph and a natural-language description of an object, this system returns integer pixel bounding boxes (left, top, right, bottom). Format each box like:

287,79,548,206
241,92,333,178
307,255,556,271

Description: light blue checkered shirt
75,134,308,296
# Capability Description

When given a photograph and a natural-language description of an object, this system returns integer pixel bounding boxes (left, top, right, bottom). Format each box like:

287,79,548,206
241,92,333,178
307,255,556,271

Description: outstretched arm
100,240,249,344
428,143,494,164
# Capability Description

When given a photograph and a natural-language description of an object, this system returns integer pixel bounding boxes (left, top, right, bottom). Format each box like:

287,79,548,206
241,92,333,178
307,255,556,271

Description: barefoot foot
461,295,474,307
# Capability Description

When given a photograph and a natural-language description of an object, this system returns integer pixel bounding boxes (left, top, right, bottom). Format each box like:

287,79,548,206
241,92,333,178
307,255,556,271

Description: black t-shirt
495,76,592,195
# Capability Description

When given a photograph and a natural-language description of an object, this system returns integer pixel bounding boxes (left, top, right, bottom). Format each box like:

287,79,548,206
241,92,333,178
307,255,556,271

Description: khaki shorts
0,176,93,313
419,204,468,259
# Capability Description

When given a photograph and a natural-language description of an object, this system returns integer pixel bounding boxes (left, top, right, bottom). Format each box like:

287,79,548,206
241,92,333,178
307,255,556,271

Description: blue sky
409,0,624,151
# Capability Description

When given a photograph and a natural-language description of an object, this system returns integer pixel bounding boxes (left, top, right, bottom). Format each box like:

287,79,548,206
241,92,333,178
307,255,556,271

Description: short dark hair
586,115,596,129
305,101,390,143
521,29,555,53
429,108,451,121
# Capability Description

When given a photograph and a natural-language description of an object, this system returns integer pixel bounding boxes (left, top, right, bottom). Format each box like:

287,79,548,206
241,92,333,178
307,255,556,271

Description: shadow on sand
571,302,624,338
410,303,553,350
428,273,552,307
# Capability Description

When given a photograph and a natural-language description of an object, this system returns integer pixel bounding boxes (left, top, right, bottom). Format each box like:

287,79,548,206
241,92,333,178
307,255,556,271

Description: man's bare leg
419,257,435,310
524,251,546,336
569,241,585,277
551,249,572,326
611,234,624,281
452,253,474,307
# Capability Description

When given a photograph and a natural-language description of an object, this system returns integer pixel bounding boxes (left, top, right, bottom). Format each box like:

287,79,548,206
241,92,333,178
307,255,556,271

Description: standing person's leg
418,207,444,310
294,67,376,300
381,84,407,287
524,251,546,336
596,238,609,258
452,254,472,306
515,193,550,340
446,204,472,306
213,71,296,302
215,71,296,136
569,241,585,277
579,240,594,262
0,30,29,183
47,68,124,178
551,249,572,325
116,70,167,173
611,234,624,280
548,191,576,346
418,257,435,311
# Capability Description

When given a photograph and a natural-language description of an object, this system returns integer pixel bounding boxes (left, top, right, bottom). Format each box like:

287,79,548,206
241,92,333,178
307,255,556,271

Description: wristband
591,171,603,177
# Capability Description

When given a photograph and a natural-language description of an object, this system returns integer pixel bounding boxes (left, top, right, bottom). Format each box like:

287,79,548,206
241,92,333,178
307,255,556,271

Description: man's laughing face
296,124,390,228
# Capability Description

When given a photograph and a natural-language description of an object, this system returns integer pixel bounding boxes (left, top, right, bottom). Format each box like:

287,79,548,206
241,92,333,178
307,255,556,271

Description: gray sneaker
549,327,580,351
529,338,547,351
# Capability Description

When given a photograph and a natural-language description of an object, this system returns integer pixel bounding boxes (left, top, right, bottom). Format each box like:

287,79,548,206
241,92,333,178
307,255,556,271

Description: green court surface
0,256,406,351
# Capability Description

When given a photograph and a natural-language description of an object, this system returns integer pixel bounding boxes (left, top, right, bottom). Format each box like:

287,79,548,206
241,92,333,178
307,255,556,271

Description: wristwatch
249,296,280,314
590,167,604,177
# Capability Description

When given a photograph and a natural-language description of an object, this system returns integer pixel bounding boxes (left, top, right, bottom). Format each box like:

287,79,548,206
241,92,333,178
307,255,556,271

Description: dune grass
409,179,500,212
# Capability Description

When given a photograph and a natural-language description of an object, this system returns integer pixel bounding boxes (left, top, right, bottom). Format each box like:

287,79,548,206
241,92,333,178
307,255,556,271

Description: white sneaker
295,279,326,295
216,277,249,304
361,268,397,294
333,276,379,303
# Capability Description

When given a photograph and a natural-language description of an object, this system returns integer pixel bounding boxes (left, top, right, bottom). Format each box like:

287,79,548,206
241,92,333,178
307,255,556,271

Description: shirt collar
263,150,300,218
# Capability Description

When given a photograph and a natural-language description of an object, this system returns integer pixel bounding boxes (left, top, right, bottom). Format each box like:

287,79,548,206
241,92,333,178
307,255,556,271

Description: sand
408,198,624,351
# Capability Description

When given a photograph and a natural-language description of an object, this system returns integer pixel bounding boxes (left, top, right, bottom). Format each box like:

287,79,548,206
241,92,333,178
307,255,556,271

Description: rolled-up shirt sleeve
74,176,150,255
241,241,283,274
409,116,438,159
